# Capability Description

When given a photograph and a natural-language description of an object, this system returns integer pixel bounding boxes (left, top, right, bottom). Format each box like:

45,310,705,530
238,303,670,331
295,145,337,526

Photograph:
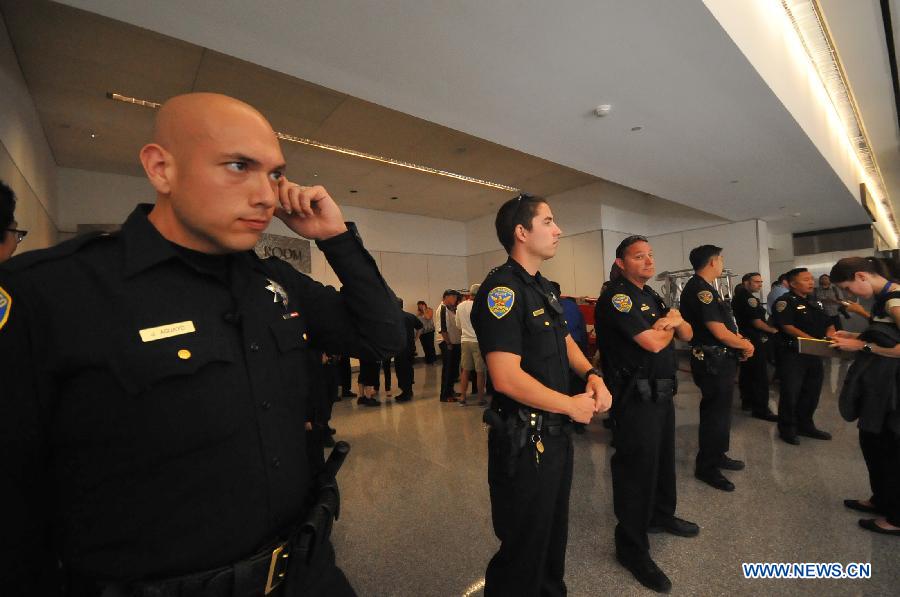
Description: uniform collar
617,276,652,296
506,256,543,287
122,204,179,278
121,204,265,279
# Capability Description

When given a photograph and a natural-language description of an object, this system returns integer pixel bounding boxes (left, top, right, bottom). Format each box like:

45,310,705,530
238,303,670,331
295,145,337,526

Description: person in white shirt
456,283,487,406
435,289,462,400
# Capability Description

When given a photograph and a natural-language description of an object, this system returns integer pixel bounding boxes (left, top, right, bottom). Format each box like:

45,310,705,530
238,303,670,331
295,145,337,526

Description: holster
483,408,533,477
692,345,735,375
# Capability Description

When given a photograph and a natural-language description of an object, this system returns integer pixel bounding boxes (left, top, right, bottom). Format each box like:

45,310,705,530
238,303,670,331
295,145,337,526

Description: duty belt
691,344,739,360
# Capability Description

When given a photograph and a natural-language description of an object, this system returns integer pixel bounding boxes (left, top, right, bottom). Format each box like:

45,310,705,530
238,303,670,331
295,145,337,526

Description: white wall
0,12,59,251
55,167,469,311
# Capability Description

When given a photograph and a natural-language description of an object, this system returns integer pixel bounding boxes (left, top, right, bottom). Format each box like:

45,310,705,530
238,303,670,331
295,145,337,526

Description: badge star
265,279,289,307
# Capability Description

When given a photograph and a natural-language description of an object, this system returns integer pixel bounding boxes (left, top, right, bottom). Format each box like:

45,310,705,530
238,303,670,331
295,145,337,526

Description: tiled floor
327,358,898,596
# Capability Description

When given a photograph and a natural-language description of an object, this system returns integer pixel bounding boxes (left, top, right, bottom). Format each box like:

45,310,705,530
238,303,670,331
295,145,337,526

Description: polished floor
327,358,898,596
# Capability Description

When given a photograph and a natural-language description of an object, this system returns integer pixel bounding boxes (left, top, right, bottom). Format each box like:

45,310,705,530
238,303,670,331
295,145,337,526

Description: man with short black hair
771,268,835,445
732,272,779,421
595,235,696,593
472,193,611,595
680,245,753,492
766,272,790,314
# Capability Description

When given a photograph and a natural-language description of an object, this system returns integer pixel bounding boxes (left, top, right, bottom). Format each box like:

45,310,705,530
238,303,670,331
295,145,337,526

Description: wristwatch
584,367,602,381
862,343,873,353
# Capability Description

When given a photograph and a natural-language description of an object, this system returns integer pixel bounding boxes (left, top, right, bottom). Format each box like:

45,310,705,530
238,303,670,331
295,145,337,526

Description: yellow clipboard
797,337,854,359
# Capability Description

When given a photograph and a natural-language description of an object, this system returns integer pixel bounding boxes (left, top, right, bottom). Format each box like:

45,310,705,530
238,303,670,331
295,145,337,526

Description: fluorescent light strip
779,1,899,246
107,92,519,193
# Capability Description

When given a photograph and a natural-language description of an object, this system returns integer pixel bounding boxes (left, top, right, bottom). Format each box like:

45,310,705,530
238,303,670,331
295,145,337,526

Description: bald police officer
0,93,404,596
771,267,834,445
595,235,696,593
472,193,611,596
680,245,753,492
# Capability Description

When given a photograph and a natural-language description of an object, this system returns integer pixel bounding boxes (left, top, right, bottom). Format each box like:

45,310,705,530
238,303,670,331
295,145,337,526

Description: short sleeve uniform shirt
679,274,736,347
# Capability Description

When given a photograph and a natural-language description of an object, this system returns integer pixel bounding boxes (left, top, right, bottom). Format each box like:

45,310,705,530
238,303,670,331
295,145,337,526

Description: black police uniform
732,284,774,417
471,257,573,597
594,279,678,566
680,275,740,478
771,291,832,440
0,205,405,596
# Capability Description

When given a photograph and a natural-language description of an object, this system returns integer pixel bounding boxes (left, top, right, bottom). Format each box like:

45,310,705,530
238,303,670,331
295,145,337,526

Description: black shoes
751,411,778,422
357,396,380,407
695,470,735,492
394,391,413,402
858,518,900,536
798,427,832,440
718,456,745,471
844,499,882,514
648,516,700,537
616,553,672,593
779,433,800,445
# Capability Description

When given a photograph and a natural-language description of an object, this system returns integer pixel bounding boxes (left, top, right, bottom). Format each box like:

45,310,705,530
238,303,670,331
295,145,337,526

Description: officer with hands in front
680,245,753,492
472,193,612,596
595,235,696,593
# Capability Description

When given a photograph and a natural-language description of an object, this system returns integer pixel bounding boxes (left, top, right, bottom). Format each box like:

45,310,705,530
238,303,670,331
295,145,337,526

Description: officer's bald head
140,93,287,254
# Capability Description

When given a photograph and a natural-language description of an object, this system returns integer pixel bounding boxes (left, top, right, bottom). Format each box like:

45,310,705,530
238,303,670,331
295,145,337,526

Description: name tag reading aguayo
139,321,196,343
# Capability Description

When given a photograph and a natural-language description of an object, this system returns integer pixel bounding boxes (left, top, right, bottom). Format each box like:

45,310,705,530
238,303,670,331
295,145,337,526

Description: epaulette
0,231,115,273
486,262,512,278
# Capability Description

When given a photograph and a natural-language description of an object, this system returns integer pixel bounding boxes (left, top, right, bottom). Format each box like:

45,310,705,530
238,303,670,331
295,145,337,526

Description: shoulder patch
775,300,787,313
748,297,759,308
487,286,515,319
0,286,10,332
698,290,713,304
611,293,633,313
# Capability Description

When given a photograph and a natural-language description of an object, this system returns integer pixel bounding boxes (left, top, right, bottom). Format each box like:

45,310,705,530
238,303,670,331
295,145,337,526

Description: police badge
487,286,515,319
612,293,633,313
748,297,759,308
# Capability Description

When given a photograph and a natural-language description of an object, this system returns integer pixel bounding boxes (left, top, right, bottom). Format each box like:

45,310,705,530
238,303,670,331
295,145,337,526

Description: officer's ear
514,223,528,244
614,257,625,271
140,143,174,196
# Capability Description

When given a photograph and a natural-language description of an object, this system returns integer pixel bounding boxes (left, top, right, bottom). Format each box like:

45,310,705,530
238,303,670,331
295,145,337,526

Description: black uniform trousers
485,427,573,597
739,339,770,415
439,342,461,399
610,379,677,563
419,331,437,363
395,348,415,393
859,426,900,526
337,356,352,395
777,351,824,437
690,356,737,475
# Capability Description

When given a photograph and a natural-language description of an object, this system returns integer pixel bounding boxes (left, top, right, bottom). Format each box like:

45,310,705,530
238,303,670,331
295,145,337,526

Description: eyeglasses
5,228,27,243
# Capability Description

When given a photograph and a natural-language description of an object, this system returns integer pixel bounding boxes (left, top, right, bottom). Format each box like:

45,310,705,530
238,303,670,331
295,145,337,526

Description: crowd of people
1,93,897,597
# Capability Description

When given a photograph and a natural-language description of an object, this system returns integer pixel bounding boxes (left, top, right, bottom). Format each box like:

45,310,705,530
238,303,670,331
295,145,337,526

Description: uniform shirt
471,257,570,409
731,284,768,342
771,291,830,338
680,274,736,347
0,205,404,588
455,298,478,343
594,278,676,380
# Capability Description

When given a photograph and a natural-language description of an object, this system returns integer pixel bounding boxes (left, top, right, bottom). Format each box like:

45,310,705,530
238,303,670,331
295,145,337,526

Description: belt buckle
264,543,290,595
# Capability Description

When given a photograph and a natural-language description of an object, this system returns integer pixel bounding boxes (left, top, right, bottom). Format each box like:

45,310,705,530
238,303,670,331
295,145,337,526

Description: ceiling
4,0,897,233
0,0,602,221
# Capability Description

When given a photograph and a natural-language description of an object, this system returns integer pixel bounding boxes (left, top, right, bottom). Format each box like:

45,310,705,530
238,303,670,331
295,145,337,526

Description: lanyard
878,281,893,301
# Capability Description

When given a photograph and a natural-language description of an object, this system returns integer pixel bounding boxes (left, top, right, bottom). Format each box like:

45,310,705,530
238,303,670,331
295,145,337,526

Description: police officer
680,245,753,492
771,267,835,445
0,93,405,595
732,272,779,421
471,193,611,596
595,235,696,593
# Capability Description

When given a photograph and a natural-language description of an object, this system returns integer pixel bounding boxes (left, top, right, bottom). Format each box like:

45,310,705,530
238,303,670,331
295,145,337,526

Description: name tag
532,308,545,316
139,320,196,343
797,305,806,310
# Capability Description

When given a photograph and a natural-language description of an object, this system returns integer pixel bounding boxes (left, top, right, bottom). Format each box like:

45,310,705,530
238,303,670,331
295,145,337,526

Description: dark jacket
839,322,900,434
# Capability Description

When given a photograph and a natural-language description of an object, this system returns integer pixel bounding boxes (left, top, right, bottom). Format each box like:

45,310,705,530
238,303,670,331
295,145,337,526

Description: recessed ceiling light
349,189,358,193
630,126,643,132
390,196,398,201
792,212,801,217
90,132,97,139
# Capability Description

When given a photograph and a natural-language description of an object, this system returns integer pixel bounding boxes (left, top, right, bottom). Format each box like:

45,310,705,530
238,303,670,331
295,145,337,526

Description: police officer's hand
586,376,613,413
567,391,597,424
740,338,754,360
275,178,348,240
